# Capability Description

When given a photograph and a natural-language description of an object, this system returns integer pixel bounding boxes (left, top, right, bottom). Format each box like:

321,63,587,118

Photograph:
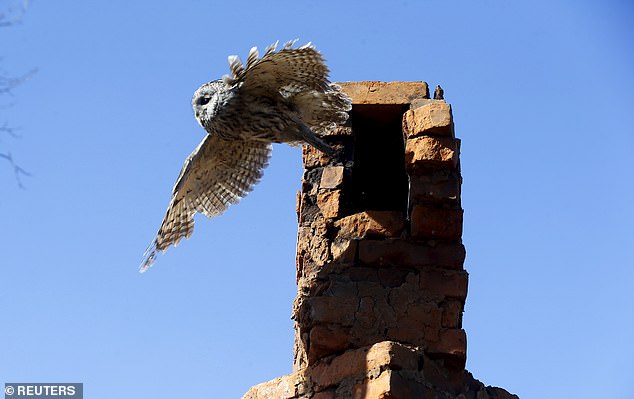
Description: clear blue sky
1,1,633,398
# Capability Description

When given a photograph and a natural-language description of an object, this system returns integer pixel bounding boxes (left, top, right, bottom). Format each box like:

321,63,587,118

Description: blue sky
1,1,633,398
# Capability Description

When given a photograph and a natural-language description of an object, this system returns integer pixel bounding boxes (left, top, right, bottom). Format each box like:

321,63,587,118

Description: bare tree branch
1,0,33,188
0,151,30,189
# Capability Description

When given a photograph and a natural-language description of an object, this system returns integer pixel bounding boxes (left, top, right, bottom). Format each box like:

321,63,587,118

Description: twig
0,151,30,188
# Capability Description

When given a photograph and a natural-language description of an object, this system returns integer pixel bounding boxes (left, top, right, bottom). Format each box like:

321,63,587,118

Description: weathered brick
330,238,358,263
352,371,391,399
311,341,418,389
335,211,405,239
340,81,428,104
441,300,464,329
309,325,352,362
402,102,454,138
405,136,458,172
317,190,342,219
426,328,467,369
389,303,442,344
410,205,463,240
409,171,461,205
420,269,469,300
320,166,345,189
358,239,466,270
303,145,330,169
304,296,358,325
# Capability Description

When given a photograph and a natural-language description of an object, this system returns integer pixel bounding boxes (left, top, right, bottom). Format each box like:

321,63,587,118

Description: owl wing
140,134,271,272
222,40,330,96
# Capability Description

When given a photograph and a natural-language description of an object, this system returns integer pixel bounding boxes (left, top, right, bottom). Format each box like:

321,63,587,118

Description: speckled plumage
141,40,351,272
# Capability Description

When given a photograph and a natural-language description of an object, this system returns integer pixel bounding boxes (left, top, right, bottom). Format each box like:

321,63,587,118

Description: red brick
335,211,405,239
420,269,469,300
303,145,330,169
410,205,463,240
358,239,466,270
304,296,358,325
340,81,428,105
317,190,342,219
409,171,461,205
426,329,467,369
405,136,458,172
309,325,352,362
402,102,453,138
441,300,464,329
320,166,345,189
330,238,358,263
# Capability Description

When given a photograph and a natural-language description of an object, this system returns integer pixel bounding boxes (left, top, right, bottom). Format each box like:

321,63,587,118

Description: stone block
303,145,330,169
402,102,454,138
441,299,464,329
312,390,336,399
320,166,345,189
420,269,469,300
352,371,391,399
405,136,458,172
335,211,405,239
410,205,463,240
409,171,461,205
309,325,352,362
330,238,358,263
339,81,429,104
426,329,467,369
241,373,300,399
311,341,418,390
304,296,359,326
389,302,442,344
358,239,466,270
317,190,342,219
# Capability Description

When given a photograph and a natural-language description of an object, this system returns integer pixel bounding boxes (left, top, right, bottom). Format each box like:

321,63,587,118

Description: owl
140,40,351,272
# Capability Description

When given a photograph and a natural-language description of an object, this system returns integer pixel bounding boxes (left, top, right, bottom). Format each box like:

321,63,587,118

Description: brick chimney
242,82,518,399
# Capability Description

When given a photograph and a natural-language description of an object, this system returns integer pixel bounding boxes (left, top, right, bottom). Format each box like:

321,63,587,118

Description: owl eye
198,97,211,106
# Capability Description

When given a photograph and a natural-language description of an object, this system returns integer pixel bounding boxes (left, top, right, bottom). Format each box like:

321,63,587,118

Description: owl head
192,80,229,129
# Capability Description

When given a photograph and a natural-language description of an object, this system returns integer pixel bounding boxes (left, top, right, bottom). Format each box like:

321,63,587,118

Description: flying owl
140,40,351,272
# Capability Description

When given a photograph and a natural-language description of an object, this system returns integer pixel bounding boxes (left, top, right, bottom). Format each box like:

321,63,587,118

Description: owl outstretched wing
140,135,271,272
222,40,331,96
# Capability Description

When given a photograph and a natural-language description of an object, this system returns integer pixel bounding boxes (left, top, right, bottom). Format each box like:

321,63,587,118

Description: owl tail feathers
297,121,334,156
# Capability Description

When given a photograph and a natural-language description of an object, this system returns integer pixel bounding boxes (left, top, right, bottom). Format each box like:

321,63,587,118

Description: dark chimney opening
350,104,409,214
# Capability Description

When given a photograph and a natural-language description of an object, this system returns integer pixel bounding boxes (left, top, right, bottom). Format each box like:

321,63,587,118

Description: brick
311,341,418,389
426,329,467,369
317,190,342,219
402,102,454,138
441,300,464,329
309,325,352,361
352,370,391,399
303,145,330,169
358,239,466,270
409,171,461,205
420,269,469,300
320,166,345,189
389,303,442,344
304,296,358,325
312,390,336,399
241,373,300,399
340,81,429,104
330,238,358,263
405,136,458,172
335,211,405,239
410,205,463,240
